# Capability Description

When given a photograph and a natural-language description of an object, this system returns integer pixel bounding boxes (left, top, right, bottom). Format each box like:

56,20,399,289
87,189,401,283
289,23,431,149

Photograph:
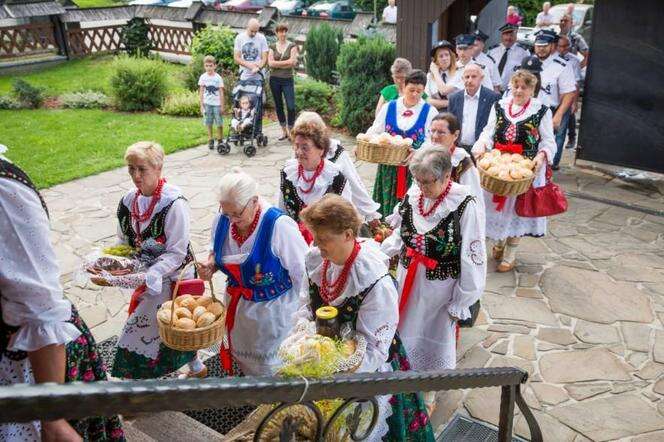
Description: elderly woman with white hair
381,147,486,412
111,141,201,380
198,168,307,376
293,111,381,226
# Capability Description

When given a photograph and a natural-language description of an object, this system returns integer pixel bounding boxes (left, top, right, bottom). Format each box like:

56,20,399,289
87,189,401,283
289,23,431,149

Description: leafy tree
304,23,343,84
121,17,152,57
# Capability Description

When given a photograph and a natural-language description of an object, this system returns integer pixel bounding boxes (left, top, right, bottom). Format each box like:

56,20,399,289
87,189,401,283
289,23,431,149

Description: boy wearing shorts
198,55,225,150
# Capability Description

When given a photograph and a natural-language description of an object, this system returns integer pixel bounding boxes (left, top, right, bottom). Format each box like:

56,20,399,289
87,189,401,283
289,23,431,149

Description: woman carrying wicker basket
198,168,308,376
111,142,203,380
277,119,380,244
367,70,439,219
471,70,555,272
296,195,435,441
381,147,486,415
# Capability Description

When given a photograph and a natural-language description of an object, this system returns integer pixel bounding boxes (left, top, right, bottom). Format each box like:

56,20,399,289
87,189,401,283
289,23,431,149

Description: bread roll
157,309,173,324
196,296,213,308
161,300,173,311
520,159,534,170
196,312,216,328
178,297,198,312
511,153,524,162
486,165,500,177
498,169,512,181
510,167,524,180
175,317,196,330
478,158,492,170
207,302,224,318
522,168,534,179
175,307,192,320
193,305,207,321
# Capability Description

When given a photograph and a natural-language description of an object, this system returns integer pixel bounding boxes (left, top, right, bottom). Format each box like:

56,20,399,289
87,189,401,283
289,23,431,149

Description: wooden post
50,14,70,59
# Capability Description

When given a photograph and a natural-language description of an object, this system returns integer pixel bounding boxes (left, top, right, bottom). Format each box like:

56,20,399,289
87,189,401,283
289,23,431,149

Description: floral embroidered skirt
111,344,195,380
384,334,435,441
66,307,125,441
373,165,412,219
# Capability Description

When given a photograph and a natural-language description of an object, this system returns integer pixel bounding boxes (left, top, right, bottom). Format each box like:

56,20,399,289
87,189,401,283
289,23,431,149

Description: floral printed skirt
66,307,125,441
373,165,412,219
384,334,434,442
111,344,195,380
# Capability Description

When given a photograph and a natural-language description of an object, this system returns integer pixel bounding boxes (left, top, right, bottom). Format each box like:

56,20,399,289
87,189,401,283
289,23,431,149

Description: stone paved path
43,123,664,441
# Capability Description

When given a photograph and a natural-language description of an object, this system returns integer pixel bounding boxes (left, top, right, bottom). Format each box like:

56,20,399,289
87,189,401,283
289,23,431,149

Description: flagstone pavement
42,123,664,441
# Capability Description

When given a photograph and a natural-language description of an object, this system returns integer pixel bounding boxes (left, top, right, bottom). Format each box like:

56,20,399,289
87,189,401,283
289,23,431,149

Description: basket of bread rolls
355,132,413,165
157,262,225,351
477,150,536,197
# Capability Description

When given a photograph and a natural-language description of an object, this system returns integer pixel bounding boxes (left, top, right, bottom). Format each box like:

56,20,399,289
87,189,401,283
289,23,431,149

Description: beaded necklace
508,99,531,119
231,205,262,246
297,160,324,194
320,241,361,303
418,180,452,217
131,178,166,244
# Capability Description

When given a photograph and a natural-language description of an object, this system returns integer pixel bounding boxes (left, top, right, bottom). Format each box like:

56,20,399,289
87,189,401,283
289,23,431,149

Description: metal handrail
0,367,542,442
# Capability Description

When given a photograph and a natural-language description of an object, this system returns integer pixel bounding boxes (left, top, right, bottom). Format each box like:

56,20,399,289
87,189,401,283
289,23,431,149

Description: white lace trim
405,183,474,233
121,182,183,216
305,240,390,305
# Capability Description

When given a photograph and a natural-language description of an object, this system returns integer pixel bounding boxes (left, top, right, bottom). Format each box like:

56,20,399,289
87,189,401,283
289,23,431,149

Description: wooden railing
148,24,193,55
67,25,124,57
0,22,58,59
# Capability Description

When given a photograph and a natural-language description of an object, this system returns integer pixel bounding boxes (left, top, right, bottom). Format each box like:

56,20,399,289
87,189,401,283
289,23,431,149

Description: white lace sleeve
537,107,556,164
380,203,403,258
355,276,399,373
270,216,308,296
473,104,497,154
448,199,487,320
0,178,81,352
337,153,381,221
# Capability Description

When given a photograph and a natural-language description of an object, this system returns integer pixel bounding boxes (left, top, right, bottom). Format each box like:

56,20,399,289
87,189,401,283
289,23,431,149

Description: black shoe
565,139,576,149
552,164,560,171
208,140,214,150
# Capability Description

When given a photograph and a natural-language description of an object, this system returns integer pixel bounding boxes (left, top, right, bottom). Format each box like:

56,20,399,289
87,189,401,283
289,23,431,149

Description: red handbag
515,164,568,217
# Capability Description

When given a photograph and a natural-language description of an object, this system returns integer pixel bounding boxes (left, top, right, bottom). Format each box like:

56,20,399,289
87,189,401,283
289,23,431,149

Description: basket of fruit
477,150,536,197
354,132,412,166
370,222,393,244
157,262,225,352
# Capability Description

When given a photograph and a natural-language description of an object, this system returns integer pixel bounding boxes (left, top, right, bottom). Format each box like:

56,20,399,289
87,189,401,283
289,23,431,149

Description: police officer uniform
452,34,495,91
535,33,576,168
488,23,530,90
502,55,546,102
561,30,589,56
473,29,502,90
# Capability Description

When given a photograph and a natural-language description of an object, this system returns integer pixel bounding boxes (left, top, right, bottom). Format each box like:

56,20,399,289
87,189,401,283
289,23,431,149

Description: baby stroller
217,73,268,157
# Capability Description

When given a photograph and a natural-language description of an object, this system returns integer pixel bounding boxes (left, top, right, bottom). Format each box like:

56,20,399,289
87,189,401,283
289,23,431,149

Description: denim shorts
203,104,223,126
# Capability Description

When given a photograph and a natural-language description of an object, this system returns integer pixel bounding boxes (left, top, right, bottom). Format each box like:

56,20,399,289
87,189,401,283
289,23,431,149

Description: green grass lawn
74,0,125,8
0,56,188,96
2,109,208,188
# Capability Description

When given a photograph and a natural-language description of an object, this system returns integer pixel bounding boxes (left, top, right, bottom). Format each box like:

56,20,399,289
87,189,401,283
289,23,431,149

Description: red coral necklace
320,241,361,303
131,178,166,241
297,160,324,194
418,180,452,217
508,99,531,119
231,205,262,246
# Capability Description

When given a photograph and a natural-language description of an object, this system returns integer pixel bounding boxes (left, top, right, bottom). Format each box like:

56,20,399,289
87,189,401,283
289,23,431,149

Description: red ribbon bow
219,263,252,376
398,247,438,323
298,221,314,245
491,142,524,211
402,110,414,117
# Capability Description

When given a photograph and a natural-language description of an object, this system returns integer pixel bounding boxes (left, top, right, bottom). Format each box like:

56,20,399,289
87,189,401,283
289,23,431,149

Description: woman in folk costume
423,113,485,216
293,111,381,226
368,69,439,218
472,70,555,272
297,195,434,441
381,148,486,414
0,145,124,441
198,169,307,376
277,120,380,244
111,142,203,379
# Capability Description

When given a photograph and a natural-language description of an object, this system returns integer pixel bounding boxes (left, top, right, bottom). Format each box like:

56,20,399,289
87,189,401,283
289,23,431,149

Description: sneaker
208,139,214,150
565,139,576,149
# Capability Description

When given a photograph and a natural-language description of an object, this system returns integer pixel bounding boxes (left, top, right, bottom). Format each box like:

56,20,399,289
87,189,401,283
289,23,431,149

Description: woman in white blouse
0,146,123,441
297,195,434,441
425,40,459,110
111,142,202,379
368,70,439,219
472,70,555,272
381,147,486,414
278,120,380,244
198,169,307,376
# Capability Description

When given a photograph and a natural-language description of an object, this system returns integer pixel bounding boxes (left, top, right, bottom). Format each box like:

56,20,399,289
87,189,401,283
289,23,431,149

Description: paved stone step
122,421,156,442
128,411,224,441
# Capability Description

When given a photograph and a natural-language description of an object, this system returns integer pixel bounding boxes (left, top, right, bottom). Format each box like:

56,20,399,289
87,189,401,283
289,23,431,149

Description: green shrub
304,23,343,84
0,95,21,109
12,79,44,108
121,17,152,57
60,91,110,109
354,0,387,14
294,78,334,116
110,56,168,111
190,25,236,72
160,91,200,117
336,36,395,135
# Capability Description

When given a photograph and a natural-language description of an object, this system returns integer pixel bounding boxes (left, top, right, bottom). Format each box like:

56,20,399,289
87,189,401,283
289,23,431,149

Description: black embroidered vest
117,195,195,266
279,170,347,222
493,103,549,159
398,195,474,281
451,155,475,183
329,144,344,163
0,158,45,361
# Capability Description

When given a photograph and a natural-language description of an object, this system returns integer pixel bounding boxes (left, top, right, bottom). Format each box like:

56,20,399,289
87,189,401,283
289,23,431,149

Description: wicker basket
478,166,535,197
355,140,410,166
157,262,225,352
